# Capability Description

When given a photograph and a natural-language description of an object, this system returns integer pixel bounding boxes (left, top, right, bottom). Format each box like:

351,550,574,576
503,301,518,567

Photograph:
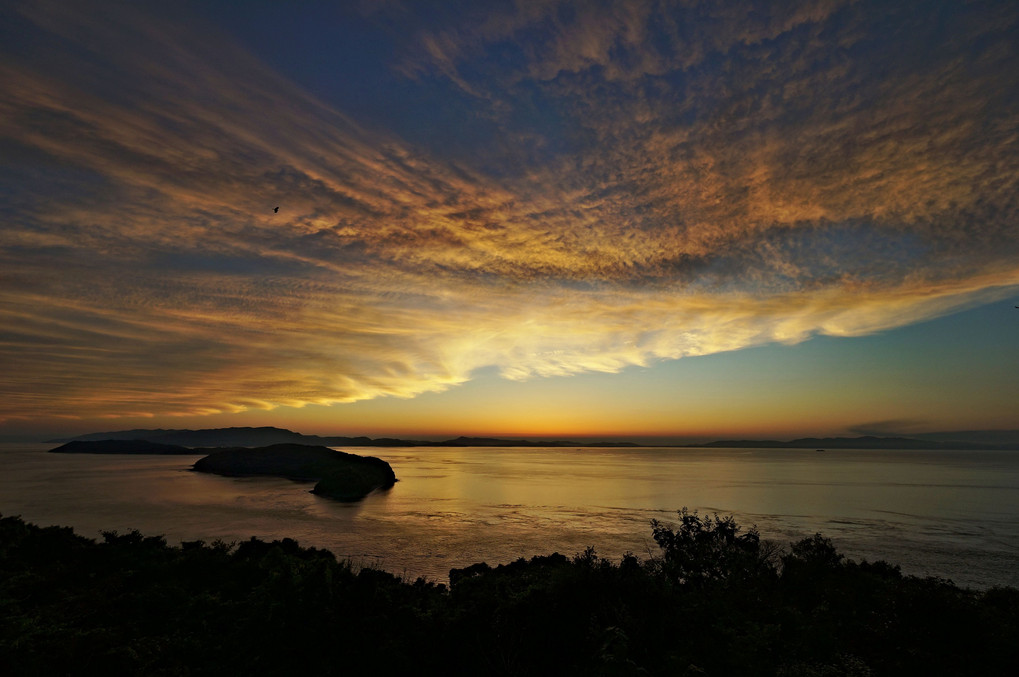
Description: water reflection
1,444,1016,588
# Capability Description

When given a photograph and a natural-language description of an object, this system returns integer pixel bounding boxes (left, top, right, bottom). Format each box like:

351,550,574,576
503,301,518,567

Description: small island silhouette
192,443,396,501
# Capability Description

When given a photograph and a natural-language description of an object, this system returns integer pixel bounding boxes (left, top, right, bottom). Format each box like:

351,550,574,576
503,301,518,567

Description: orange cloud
1,1,1017,423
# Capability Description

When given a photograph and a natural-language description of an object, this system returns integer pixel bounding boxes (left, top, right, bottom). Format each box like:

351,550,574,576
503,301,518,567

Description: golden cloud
1,0,1017,422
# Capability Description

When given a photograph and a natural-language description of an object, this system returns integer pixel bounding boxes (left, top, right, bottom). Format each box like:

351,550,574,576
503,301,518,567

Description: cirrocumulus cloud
1,0,1017,421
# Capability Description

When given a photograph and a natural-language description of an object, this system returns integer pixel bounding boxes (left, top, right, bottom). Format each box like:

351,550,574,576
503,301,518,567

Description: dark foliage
1,510,1016,676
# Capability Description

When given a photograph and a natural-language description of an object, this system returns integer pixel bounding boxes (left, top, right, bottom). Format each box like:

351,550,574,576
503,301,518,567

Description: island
49,439,197,454
190,443,397,501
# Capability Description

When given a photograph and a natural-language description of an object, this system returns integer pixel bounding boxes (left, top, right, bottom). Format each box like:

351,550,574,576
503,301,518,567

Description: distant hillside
53,427,641,448
693,435,1014,450
52,426,428,448
56,428,186,443
908,429,1019,447
49,440,195,455
50,427,1019,450
439,436,640,447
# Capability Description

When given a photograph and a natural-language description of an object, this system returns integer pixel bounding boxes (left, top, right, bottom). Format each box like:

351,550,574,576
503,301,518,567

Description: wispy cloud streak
1,0,1017,422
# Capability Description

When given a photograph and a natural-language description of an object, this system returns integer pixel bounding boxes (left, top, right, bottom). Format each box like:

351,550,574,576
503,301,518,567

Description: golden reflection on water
1,444,1017,587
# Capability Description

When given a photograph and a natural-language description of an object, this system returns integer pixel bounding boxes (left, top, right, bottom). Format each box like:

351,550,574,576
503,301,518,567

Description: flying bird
273,206,279,213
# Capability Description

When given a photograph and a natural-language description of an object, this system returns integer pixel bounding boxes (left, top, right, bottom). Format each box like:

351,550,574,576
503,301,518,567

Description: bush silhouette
648,507,779,586
2,511,1017,676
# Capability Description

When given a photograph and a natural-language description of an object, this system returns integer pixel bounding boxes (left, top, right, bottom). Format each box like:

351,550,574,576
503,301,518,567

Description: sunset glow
1,0,1017,440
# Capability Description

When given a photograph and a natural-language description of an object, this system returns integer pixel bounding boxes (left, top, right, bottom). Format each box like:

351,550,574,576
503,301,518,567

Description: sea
1,443,1017,589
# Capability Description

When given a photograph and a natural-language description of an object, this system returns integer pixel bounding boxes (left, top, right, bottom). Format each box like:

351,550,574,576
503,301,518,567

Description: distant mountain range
49,427,1019,450
52,427,428,448
695,436,998,450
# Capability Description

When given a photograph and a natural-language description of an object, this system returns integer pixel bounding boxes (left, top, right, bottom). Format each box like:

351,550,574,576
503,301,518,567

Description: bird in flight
273,206,279,213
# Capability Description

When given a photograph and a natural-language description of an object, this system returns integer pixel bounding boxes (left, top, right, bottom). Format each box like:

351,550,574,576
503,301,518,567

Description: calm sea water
1,443,1017,589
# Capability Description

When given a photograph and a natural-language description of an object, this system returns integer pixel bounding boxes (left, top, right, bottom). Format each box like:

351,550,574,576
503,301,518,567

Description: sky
1,0,1018,442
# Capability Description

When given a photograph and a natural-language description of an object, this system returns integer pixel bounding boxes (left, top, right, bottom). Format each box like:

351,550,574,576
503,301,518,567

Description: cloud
1,0,1018,422
848,419,928,436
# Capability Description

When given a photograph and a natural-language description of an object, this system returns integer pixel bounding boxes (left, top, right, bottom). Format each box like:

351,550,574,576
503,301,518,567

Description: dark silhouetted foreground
1,510,1016,676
